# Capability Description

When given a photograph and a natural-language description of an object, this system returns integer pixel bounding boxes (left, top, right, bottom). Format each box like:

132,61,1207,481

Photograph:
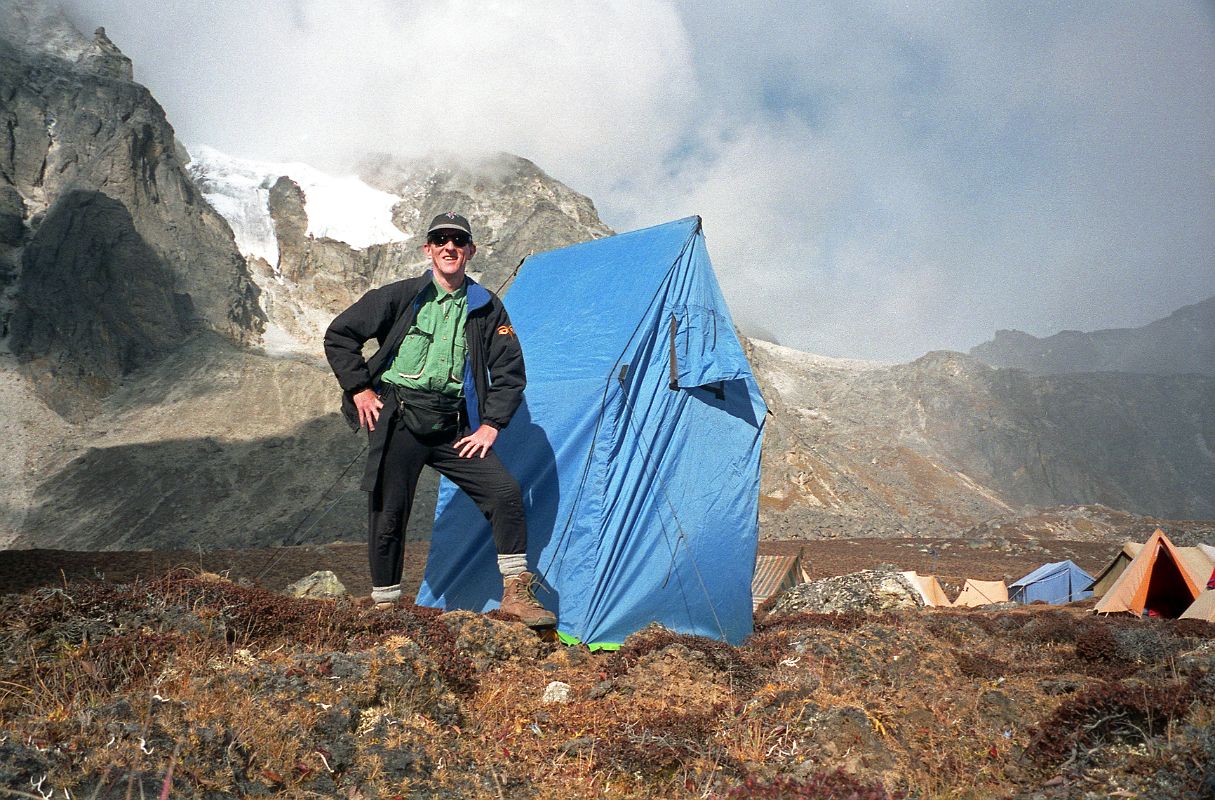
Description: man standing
324,212,555,627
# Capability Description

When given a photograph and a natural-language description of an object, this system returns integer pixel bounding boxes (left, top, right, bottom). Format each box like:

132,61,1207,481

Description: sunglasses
427,231,471,247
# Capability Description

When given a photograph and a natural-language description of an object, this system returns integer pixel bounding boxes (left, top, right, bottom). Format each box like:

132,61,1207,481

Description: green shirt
381,279,468,397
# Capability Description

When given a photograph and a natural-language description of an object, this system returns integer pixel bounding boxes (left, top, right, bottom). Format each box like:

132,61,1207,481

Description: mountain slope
753,342,1215,538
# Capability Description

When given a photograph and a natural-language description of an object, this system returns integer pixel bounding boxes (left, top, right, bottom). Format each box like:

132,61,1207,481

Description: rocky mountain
187,146,614,358
969,295,1215,376
356,151,614,293
0,3,263,421
1,2,1210,554
751,341,1215,538
0,2,616,550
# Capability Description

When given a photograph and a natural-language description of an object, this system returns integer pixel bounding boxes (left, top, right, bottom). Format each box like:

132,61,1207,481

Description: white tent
901,571,953,607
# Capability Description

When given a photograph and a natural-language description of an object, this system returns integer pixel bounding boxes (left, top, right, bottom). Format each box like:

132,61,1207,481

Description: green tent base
556,630,621,651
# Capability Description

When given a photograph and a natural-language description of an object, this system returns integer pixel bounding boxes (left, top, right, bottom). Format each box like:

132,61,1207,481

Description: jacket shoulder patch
496,324,515,337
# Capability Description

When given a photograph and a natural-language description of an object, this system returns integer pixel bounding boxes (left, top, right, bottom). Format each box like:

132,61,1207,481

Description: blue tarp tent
416,216,767,648
1009,560,1095,605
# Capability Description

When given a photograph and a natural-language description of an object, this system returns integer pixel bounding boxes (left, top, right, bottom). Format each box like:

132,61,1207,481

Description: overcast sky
61,0,1215,361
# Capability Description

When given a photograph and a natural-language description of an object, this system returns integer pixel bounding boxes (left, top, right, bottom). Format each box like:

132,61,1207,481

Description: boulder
284,570,347,599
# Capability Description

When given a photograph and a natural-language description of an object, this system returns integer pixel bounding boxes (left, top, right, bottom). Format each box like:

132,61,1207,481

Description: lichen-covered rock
793,705,894,775
771,570,924,616
284,570,347,599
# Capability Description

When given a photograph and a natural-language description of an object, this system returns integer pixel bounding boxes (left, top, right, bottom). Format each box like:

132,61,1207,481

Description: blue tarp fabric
1009,560,1095,605
415,216,767,647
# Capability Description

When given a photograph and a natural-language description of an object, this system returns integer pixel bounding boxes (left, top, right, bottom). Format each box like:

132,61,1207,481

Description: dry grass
1,570,1213,798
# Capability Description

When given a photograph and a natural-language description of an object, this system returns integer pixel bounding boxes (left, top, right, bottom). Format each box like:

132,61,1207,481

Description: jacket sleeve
480,302,526,429
324,285,398,392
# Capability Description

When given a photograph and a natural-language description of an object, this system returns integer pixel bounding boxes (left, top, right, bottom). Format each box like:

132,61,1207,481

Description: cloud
60,0,1215,361
62,1,697,180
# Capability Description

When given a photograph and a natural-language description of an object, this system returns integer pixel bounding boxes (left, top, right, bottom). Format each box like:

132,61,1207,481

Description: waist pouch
388,385,462,438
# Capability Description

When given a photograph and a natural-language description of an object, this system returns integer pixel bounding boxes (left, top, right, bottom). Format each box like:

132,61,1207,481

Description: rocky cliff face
357,151,615,293
969,296,1215,376
0,7,262,416
0,2,264,541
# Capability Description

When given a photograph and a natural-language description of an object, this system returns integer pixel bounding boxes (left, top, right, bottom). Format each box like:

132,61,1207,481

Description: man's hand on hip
354,388,383,431
455,423,498,458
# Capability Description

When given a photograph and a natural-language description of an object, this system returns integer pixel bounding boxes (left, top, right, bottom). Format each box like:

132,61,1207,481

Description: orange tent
1093,528,1201,617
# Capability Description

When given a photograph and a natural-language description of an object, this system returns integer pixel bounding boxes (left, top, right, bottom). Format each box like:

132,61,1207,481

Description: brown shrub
720,769,904,799
1170,618,1215,639
954,649,1013,679
753,611,894,636
1074,623,1120,663
595,704,733,776
149,570,478,694
606,626,758,691
1026,678,1198,769
1016,612,1081,644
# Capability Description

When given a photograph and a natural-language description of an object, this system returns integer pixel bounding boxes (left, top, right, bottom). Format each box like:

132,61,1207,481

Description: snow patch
187,145,410,267
749,339,889,371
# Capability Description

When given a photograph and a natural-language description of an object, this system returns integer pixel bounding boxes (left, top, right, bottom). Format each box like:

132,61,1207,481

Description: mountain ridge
969,295,1215,376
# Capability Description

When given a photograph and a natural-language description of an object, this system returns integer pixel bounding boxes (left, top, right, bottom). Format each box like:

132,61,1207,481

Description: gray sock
497,553,528,579
371,583,401,604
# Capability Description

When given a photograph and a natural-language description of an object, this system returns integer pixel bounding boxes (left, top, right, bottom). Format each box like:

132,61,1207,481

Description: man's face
424,230,476,280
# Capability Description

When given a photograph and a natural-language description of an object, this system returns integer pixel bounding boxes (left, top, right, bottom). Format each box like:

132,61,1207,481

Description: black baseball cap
426,212,473,239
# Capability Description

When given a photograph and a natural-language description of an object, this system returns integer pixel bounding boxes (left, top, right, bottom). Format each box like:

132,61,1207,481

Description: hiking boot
500,572,556,628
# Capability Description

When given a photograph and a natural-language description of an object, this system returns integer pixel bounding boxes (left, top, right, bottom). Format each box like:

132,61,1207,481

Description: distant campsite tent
417,216,767,648
901,571,953,607
1181,590,1215,622
1176,546,1215,592
953,579,1009,607
1088,540,1214,598
1088,543,1139,598
753,552,809,611
1009,561,1095,605
1093,529,1201,617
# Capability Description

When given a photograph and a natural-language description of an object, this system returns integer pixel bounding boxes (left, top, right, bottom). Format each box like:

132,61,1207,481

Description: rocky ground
1,533,1210,800
1,562,1212,799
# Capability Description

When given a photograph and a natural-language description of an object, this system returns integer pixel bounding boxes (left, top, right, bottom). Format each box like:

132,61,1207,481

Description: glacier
187,145,410,269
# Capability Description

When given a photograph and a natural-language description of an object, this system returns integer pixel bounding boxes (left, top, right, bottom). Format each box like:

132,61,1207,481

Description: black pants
367,414,527,591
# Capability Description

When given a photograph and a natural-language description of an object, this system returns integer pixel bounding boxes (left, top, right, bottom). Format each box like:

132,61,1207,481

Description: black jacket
324,273,526,433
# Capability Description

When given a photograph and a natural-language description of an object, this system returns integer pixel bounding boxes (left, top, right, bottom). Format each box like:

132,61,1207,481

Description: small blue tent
416,216,767,648
1009,560,1095,605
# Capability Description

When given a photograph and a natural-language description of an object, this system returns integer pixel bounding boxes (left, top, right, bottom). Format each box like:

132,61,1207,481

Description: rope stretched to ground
252,441,367,583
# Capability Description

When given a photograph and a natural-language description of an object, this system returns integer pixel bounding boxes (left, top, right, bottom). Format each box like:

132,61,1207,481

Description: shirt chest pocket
392,325,432,380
